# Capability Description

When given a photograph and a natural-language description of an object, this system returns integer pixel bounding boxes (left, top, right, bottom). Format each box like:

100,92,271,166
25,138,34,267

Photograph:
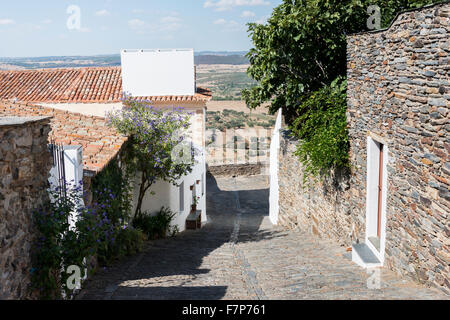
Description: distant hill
195,51,248,56
195,55,249,65
0,52,249,69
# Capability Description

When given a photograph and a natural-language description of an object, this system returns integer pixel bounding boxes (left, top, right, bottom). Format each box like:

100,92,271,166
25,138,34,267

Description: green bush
32,158,145,299
107,226,147,259
133,207,177,240
32,184,110,300
290,77,349,183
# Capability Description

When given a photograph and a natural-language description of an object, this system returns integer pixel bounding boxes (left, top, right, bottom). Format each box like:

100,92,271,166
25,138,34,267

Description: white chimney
120,49,195,97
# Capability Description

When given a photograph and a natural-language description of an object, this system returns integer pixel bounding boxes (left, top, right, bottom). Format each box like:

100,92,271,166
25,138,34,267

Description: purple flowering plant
32,182,105,299
107,96,195,219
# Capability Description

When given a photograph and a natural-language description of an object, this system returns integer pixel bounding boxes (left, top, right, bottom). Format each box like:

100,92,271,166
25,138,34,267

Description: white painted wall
39,103,122,118
133,148,207,233
121,49,195,97
130,106,207,233
269,109,282,225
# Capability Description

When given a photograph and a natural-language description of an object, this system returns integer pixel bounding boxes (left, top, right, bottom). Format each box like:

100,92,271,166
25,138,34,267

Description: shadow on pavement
79,173,286,300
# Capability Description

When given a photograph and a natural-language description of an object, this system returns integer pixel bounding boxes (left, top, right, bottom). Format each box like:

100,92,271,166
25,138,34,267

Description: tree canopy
243,0,438,122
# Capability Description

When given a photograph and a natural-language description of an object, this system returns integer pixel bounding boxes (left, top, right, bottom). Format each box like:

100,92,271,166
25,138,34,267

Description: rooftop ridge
0,67,212,103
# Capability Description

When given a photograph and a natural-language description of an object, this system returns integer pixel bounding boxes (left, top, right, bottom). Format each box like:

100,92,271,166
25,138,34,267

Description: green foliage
108,99,194,218
243,0,437,121
106,226,147,260
32,185,103,300
91,158,133,226
32,158,146,299
90,158,145,266
243,0,437,180
132,207,178,240
291,77,349,182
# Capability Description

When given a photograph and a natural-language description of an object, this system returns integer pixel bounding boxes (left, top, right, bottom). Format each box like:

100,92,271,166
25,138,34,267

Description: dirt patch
206,101,270,115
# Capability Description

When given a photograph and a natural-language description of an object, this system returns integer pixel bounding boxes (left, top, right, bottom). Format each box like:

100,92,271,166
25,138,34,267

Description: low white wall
269,109,282,225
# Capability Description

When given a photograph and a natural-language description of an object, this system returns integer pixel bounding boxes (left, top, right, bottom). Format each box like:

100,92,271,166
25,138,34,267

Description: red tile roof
0,67,212,103
0,100,128,174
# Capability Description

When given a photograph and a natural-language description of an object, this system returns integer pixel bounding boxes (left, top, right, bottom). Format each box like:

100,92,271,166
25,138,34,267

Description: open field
206,101,274,130
197,65,256,101
206,100,270,114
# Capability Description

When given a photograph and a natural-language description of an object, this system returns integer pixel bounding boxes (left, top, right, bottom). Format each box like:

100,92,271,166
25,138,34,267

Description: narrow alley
77,175,448,300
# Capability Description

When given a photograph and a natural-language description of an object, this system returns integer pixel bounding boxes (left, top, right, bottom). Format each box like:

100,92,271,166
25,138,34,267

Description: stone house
273,3,449,293
0,63,212,231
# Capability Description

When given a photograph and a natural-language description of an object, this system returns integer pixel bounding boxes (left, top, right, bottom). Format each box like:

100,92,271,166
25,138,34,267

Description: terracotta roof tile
0,67,212,103
0,100,128,174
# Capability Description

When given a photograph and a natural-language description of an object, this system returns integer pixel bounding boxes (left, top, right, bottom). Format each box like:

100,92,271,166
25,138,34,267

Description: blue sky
0,0,282,57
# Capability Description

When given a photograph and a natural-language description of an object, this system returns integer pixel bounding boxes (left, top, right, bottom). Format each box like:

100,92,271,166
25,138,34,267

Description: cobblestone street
77,175,449,300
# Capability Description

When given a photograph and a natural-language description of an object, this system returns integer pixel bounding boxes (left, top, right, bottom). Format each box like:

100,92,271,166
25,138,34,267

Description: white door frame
365,133,389,264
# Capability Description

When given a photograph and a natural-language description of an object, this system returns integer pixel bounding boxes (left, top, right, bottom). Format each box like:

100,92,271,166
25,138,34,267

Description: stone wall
207,163,267,177
0,117,53,299
0,101,127,174
347,3,449,292
278,131,352,246
277,3,449,294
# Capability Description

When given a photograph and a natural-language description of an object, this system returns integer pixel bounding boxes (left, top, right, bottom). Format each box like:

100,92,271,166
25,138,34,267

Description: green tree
108,99,195,218
243,0,437,179
243,0,437,122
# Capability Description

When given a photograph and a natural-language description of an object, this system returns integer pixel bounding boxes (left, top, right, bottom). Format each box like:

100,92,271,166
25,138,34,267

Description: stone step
352,243,382,268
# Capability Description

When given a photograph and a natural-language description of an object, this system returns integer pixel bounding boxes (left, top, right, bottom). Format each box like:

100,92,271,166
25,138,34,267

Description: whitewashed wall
133,150,206,233
269,109,282,225
131,108,207,233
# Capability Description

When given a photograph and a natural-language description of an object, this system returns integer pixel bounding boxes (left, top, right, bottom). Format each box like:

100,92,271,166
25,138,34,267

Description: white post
269,109,282,225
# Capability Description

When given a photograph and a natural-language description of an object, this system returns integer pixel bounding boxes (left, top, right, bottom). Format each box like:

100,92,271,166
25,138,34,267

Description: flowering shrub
107,97,195,218
32,170,145,300
32,183,102,300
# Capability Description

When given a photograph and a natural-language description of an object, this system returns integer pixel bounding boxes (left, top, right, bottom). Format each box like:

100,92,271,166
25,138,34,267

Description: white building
0,49,212,232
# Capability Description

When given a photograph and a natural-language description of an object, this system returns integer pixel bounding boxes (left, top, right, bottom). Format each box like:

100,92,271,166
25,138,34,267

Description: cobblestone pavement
78,175,449,300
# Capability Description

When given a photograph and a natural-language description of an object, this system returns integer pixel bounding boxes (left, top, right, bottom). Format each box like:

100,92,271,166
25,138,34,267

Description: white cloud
160,16,181,24
241,10,256,18
95,9,110,17
41,19,52,24
255,15,269,24
213,18,243,31
214,18,227,25
204,0,270,12
128,16,183,34
0,19,15,25
128,19,146,30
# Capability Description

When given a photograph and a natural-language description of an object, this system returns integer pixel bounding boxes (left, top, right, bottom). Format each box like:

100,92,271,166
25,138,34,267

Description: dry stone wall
277,3,449,294
347,2,449,293
0,117,52,299
278,131,353,246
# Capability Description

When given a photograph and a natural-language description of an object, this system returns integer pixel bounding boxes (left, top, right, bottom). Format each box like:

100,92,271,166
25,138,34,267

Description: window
179,182,184,212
